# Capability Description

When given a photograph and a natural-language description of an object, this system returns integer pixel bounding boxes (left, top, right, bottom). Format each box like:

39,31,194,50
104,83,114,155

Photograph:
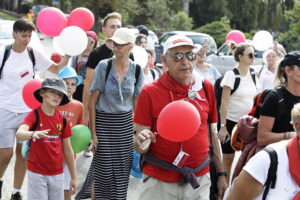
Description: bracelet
217,171,228,177
220,123,226,127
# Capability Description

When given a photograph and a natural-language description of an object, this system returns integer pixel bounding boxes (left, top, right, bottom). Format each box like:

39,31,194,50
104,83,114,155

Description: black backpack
0,45,36,79
214,68,256,130
105,58,141,86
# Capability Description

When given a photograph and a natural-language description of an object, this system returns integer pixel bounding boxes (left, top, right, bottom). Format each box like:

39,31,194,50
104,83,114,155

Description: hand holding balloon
135,129,157,150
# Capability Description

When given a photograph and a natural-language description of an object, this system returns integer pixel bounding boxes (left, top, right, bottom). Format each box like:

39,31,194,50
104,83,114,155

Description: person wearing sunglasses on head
75,27,144,200
133,35,227,200
218,43,260,184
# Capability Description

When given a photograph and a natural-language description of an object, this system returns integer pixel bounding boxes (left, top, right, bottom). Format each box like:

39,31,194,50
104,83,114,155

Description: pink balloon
22,79,42,110
67,7,94,31
36,7,67,37
226,30,246,44
157,101,201,142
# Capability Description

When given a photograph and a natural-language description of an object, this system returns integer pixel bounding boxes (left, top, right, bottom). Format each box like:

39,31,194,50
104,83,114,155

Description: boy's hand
69,178,77,195
32,129,52,141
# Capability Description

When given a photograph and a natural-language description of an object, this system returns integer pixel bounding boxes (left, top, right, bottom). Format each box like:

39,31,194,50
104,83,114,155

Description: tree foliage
169,11,193,31
195,17,231,47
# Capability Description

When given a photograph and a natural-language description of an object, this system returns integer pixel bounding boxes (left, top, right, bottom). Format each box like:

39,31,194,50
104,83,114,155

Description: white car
206,42,263,75
0,20,44,52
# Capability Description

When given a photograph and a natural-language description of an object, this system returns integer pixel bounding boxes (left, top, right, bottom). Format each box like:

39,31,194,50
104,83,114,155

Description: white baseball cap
163,35,197,55
108,27,135,44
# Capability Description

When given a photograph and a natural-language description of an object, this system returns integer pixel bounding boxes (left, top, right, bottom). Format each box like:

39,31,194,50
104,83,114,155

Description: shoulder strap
27,47,35,78
135,64,141,86
262,147,278,200
249,67,256,85
202,80,214,156
231,68,241,95
62,116,67,129
0,45,12,79
105,58,113,83
150,69,156,80
32,109,40,131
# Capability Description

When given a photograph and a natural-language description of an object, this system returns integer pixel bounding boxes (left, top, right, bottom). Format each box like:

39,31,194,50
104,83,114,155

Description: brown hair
13,19,36,32
230,42,253,62
102,12,122,27
135,34,147,46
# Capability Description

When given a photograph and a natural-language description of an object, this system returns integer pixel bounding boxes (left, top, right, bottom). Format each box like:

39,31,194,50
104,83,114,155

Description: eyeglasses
246,53,256,59
111,41,129,49
167,51,196,62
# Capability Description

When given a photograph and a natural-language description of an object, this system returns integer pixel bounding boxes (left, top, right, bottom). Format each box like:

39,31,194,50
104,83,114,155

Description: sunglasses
168,51,196,62
246,53,256,59
111,41,129,49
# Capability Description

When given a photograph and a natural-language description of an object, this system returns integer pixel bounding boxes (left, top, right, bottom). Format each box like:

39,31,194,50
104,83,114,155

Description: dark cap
281,51,300,67
137,25,148,36
34,78,70,106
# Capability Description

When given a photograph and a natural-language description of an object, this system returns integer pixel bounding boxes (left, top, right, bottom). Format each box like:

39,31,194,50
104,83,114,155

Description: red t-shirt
133,72,217,182
57,99,84,128
22,107,72,175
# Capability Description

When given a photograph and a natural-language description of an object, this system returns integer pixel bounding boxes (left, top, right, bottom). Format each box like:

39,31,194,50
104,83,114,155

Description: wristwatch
217,171,228,177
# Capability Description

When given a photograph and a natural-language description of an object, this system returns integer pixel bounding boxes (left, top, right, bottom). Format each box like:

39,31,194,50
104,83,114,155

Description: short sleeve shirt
220,69,259,122
22,108,72,175
260,87,300,133
90,59,144,113
0,47,53,113
243,140,300,200
86,44,113,70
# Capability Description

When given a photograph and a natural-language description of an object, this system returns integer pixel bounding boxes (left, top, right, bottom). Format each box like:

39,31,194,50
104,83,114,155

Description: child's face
63,78,77,98
40,88,63,107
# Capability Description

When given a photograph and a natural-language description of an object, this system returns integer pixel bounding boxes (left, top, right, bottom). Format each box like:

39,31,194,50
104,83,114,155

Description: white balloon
58,26,88,56
132,46,148,69
252,30,273,51
52,36,65,55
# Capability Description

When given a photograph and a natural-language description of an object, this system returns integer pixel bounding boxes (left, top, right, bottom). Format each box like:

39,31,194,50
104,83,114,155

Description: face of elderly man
162,45,195,85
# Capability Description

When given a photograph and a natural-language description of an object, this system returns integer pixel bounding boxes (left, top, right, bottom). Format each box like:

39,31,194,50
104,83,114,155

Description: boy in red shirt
16,78,77,200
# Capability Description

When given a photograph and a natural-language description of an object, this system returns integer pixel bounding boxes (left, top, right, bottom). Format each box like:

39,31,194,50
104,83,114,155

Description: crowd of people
0,9,299,200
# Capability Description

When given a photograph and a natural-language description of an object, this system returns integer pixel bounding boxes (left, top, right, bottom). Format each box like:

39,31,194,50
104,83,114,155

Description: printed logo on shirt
56,123,63,132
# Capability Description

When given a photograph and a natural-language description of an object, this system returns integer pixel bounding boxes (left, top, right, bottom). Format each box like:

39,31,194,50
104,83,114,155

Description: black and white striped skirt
75,110,133,200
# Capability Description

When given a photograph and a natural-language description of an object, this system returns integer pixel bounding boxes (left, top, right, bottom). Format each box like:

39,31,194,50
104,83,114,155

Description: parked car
0,20,44,52
154,31,217,64
206,42,264,75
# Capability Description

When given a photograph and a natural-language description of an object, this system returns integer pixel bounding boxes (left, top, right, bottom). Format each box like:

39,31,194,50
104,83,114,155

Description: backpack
0,45,36,79
21,109,67,158
230,89,284,181
214,67,256,130
223,147,278,200
105,58,141,86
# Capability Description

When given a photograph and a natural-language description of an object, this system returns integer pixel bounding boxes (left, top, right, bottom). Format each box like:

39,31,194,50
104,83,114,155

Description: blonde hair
291,103,300,123
102,12,122,27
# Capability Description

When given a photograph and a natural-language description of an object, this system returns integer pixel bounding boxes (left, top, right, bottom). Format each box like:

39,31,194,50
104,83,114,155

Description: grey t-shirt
90,58,144,113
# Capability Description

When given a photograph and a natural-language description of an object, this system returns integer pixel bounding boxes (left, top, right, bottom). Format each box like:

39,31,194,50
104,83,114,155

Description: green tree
190,0,229,27
195,17,231,47
170,11,193,31
277,1,300,52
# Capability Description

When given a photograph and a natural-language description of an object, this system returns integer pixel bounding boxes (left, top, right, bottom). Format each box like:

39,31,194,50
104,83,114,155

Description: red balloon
67,7,95,31
157,101,201,142
22,79,42,110
226,30,246,44
36,7,67,37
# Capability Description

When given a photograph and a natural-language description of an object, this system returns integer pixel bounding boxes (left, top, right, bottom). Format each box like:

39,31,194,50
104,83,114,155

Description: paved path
2,149,240,200
1,151,141,200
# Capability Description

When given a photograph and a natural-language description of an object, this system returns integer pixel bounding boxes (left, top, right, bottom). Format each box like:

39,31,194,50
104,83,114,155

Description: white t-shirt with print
243,140,300,200
0,46,53,113
220,68,259,122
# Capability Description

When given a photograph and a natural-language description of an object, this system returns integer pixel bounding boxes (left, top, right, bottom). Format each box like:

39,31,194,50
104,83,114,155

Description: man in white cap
133,34,227,200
